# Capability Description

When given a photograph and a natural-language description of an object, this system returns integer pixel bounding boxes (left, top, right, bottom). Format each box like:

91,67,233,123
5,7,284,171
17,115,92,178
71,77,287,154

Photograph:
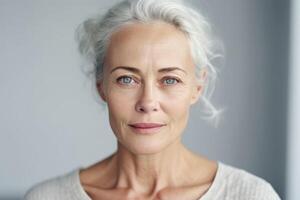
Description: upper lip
129,123,166,128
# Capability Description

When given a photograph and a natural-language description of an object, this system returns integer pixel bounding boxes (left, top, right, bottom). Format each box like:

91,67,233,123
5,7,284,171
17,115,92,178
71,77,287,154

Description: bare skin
79,21,218,200
80,146,217,200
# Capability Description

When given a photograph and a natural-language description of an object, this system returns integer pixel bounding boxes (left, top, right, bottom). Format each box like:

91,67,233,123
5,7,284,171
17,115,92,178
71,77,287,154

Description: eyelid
161,76,182,85
115,75,182,85
162,76,182,82
116,75,140,85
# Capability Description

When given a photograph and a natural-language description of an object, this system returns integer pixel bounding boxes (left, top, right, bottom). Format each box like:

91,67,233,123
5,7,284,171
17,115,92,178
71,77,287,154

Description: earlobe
190,68,207,105
191,84,203,105
200,67,208,82
96,81,107,102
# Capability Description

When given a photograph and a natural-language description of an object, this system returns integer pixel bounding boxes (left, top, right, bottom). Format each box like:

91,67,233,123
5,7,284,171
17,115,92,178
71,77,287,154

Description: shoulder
24,169,82,200
218,162,281,200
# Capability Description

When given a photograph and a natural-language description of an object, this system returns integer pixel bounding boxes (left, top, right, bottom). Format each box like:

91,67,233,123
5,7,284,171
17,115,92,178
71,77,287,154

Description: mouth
128,123,166,135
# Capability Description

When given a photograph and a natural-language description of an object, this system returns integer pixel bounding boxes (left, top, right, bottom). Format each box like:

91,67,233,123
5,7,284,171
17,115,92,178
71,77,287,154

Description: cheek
106,89,135,124
107,83,139,102
165,96,191,122
161,88,192,129
105,85,139,136
161,85,194,106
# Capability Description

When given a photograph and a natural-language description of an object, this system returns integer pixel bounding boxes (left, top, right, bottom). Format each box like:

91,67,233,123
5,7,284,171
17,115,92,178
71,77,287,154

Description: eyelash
116,76,138,85
162,76,181,85
116,76,181,86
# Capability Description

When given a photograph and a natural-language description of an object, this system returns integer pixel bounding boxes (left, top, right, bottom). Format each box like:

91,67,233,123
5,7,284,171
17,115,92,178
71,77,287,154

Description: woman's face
97,22,206,155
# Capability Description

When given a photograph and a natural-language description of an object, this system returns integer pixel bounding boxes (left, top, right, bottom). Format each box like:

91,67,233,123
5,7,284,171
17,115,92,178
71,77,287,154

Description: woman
25,0,280,199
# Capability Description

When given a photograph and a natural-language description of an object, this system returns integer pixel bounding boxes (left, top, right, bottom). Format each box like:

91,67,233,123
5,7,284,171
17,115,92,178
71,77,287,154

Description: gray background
0,0,290,199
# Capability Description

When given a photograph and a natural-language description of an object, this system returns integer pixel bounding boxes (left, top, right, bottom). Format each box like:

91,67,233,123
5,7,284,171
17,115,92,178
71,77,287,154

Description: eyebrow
110,66,187,75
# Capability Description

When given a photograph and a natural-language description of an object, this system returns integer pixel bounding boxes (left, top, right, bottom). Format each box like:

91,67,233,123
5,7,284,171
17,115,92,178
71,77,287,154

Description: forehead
104,21,195,71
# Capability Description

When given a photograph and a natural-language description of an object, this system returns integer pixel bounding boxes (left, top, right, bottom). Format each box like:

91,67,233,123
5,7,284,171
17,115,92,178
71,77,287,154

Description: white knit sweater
24,162,281,200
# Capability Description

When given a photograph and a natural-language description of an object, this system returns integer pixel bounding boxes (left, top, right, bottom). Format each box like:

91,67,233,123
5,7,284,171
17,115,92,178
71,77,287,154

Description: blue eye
163,77,180,85
116,76,135,85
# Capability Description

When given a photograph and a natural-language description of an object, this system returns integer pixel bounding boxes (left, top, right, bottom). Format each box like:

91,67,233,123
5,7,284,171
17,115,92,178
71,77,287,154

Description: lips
129,123,166,128
128,123,166,135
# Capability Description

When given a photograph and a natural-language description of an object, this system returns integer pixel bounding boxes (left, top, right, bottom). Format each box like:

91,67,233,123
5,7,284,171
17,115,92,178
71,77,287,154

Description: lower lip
129,125,164,135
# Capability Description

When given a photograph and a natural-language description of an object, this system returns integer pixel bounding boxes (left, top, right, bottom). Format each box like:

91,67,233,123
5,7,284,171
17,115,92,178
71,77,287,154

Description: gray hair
75,0,224,126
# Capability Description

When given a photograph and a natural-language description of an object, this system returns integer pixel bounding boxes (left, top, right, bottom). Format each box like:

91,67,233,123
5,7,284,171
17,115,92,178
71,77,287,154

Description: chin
123,140,169,155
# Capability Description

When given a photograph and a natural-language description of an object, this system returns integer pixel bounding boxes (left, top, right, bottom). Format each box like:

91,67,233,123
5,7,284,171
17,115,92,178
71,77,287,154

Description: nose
135,83,159,113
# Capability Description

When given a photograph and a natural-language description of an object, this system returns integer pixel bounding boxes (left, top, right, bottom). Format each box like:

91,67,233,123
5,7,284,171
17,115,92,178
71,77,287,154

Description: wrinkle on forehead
104,21,196,76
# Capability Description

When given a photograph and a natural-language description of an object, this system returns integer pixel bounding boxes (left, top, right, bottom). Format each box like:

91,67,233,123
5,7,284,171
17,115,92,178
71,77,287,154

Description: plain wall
0,0,289,199
287,0,300,199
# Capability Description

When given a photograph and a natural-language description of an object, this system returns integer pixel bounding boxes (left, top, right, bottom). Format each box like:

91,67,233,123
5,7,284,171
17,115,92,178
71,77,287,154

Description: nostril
135,103,158,113
136,104,144,112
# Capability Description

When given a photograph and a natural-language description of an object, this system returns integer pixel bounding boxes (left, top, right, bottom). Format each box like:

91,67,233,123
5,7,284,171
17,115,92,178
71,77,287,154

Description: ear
96,80,107,102
190,68,207,105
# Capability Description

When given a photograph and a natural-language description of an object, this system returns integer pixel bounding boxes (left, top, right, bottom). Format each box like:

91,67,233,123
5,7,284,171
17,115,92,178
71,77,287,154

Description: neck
109,139,200,196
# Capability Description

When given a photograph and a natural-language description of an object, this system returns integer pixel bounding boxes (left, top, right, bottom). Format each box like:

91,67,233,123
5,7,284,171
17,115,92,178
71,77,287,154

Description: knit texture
24,162,281,200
